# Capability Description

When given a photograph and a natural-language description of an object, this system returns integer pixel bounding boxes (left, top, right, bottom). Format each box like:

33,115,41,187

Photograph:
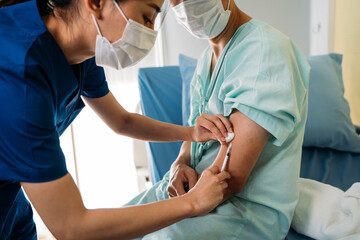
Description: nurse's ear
170,0,184,7
84,0,105,19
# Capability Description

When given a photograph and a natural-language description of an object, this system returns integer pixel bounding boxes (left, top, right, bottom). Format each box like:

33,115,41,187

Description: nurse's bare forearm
83,93,193,142
77,199,194,240
120,112,194,142
22,171,229,240
84,92,231,143
78,200,192,240
22,174,192,240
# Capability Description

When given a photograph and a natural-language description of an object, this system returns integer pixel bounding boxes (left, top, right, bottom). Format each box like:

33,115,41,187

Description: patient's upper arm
212,110,270,197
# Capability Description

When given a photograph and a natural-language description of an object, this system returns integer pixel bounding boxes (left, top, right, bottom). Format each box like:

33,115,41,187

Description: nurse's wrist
183,126,195,142
177,194,197,218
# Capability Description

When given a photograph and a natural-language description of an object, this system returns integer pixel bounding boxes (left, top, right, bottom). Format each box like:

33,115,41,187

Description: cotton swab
225,132,234,143
221,133,235,172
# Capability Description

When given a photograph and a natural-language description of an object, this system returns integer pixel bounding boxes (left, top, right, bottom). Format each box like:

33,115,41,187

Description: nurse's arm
83,91,232,144
21,170,230,240
210,109,270,199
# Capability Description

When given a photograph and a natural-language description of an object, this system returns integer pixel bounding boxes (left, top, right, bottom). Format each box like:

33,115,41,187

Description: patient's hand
168,159,198,197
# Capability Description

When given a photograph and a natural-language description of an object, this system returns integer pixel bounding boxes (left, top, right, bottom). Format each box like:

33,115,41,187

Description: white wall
162,10,208,65
310,0,335,55
334,0,360,125
162,0,313,66
235,0,311,56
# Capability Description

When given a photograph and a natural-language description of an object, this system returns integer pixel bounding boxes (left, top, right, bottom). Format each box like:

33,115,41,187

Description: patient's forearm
175,141,192,165
210,143,266,199
211,144,229,170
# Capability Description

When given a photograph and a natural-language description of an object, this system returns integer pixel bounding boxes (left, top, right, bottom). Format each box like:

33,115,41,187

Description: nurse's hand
192,113,233,145
184,166,231,216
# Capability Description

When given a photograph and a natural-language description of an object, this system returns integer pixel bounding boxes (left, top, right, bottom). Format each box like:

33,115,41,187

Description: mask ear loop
92,14,103,36
112,0,129,23
226,0,230,10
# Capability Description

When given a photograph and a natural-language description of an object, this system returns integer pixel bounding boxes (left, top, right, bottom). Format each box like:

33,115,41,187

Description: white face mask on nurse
40,0,169,68
90,0,169,70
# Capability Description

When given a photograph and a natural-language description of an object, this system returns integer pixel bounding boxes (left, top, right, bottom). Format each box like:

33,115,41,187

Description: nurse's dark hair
0,0,72,16
0,0,75,21
0,0,124,19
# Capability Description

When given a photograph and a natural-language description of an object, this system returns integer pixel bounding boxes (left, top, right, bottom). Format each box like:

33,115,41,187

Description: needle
221,142,233,172
220,132,235,172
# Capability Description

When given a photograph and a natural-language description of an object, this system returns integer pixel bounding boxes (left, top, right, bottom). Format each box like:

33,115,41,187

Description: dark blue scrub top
0,0,109,237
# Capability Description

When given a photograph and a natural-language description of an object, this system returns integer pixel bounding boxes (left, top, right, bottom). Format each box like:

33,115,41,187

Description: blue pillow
303,54,360,152
178,54,198,126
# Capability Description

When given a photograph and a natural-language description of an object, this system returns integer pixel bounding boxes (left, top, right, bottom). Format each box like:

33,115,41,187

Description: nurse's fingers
220,181,229,190
215,114,233,133
203,113,228,137
196,116,225,143
216,171,231,182
203,167,231,185
207,166,220,175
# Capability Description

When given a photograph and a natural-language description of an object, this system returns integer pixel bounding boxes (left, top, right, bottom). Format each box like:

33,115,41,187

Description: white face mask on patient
172,0,231,39
92,0,158,70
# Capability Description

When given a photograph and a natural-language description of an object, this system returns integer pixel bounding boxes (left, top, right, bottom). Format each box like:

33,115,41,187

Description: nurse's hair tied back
0,0,73,16
0,0,125,19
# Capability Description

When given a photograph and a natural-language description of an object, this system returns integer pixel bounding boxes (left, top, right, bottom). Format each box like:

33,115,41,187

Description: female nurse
0,0,232,239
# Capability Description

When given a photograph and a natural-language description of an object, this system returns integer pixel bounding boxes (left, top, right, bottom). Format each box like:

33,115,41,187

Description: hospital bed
137,54,360,240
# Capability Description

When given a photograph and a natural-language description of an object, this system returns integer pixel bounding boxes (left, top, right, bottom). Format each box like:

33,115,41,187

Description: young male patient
126,0,310,239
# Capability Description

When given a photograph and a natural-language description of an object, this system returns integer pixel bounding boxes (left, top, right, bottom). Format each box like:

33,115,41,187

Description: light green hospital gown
126,19,311,240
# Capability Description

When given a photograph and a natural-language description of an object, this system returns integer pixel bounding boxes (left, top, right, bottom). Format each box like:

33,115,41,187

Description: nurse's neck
209,1,252,73
42,12,95,65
